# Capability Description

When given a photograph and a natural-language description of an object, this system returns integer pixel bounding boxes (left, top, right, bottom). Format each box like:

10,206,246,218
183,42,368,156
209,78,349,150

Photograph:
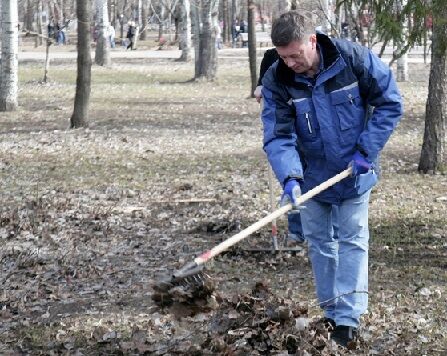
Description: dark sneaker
331,325,358,348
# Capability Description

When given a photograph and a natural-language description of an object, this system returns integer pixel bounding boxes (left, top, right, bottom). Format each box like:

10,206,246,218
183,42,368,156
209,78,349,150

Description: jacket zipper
348,93,354,105
305,113,313,134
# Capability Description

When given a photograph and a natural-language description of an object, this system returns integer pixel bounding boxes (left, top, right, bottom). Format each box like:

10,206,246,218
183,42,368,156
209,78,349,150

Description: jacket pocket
293,98,318,141
330,83,365,131
355,169,378,195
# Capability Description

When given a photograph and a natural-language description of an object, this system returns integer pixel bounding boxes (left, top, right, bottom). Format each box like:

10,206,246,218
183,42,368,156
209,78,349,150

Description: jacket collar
275,33,343,88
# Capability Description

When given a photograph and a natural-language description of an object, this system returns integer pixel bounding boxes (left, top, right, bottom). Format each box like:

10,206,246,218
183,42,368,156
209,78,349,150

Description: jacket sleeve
261,67,304,186
353,47,403,161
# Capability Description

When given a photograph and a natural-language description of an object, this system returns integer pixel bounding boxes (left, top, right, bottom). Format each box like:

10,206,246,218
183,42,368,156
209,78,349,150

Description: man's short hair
271,11,315,47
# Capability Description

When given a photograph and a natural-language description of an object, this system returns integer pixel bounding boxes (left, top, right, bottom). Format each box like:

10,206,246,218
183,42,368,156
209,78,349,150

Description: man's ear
309,34,317,49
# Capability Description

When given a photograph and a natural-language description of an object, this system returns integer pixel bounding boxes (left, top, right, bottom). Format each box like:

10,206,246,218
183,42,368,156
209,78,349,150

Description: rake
153,167,352,292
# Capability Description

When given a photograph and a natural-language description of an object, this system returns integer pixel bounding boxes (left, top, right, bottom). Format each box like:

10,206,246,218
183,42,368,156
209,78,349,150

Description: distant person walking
126,21,137,50
47,18,56,40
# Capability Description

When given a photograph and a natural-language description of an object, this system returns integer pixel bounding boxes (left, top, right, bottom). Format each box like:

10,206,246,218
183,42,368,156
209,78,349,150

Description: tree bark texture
223,0,230,43
191,0,200,75
195,0,218,81
396,0,408,82
36,0,44,46
158,1,165,41
140,0,148,40
43,39,52,83
418,3,447,173
70,0,92,128
178,0,192,62
95,0,112,66
247,0,257,97
0,0,19,112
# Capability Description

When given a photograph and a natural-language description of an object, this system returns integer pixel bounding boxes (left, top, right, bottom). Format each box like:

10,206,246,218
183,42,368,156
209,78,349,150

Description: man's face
276,36,316,74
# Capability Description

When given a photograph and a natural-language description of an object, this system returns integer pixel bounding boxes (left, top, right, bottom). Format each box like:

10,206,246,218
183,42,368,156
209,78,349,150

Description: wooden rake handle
194,167,353,265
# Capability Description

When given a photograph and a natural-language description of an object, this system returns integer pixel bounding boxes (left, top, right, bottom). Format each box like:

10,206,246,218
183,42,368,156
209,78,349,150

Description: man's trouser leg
301,199,338,321
334,191,370,327
301,191,370,326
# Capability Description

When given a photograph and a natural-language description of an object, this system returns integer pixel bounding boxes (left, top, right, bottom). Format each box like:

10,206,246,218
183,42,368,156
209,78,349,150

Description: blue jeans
288,210,305,242
288,206,339,242
300,191,370,327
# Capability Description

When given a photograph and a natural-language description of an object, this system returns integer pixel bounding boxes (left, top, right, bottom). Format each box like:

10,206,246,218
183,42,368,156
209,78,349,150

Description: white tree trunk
0,0,19,111
138,0,142,29
396,54,408,82
178,0,192,62
195,0,218,80
95,0,111,66
396,0,409,81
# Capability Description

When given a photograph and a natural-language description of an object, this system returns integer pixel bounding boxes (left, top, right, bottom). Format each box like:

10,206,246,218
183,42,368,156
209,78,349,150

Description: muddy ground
0,55,446,355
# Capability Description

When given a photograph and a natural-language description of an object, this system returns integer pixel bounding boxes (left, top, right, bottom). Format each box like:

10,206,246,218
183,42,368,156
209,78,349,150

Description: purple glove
281,179,301,207
350,150,373,176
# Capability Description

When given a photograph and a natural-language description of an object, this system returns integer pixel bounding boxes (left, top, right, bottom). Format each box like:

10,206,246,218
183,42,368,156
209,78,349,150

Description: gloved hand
281,179,301,208
350,150,373,176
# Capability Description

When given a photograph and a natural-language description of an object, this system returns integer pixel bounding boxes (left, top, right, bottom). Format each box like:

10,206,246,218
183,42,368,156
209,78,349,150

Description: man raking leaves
261,11,402,347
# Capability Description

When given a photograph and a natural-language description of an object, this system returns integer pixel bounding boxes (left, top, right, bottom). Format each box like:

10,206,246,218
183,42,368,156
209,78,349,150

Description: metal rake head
153,262,207,293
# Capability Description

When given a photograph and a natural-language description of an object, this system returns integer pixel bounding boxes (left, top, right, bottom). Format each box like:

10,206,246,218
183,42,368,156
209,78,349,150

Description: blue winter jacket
261,34,403,204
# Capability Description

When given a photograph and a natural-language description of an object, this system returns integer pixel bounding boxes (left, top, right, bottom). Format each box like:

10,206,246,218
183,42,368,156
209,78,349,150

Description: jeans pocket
355,170,378,195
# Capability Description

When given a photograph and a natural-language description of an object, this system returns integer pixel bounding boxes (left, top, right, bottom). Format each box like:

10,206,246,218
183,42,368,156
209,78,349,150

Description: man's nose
285,58,295,67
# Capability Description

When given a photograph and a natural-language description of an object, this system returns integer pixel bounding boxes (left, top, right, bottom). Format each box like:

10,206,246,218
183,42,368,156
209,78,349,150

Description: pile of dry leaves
151,280,359,355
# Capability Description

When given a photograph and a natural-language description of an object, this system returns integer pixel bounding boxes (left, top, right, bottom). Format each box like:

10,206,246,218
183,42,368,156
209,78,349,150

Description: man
261,11,402,347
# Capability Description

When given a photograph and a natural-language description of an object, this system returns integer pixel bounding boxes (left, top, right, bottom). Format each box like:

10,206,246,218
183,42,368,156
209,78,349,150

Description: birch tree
71,0,92,128
194,0,219,81
140,0,149,40
0,0,19,112
95,0,112,66
178,0,192,61
395,0,408,82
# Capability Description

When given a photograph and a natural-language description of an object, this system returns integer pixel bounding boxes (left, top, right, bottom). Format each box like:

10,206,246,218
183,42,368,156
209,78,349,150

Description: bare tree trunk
396,0,408,81
43,39,52,83
140,0,149,40
191,0,200,75
247,0,257,97
418,4,447,173
158,1,165,41
36,0,44,46
95,0,111,66
119,0,128,40
110,0,116,27
195,0,218,81
258,2,265,32
25,0,34,31
0,0,19,112
71,0,92,128
222,0,229,43
136,0,142,42
178,0,191,62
